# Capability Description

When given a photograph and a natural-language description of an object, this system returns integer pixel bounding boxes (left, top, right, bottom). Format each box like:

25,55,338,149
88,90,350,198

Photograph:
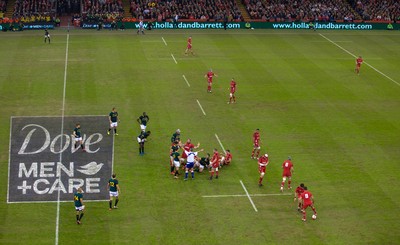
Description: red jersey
295,186,304,198
356,57,363,67
211,151,220,168
187,37,192,49
206,71,215,83
225,152,232,163
253,131,260,146
182,142,194,158
258,155,268,173
230,80,236,93
301,191,313,205
282,160,293,177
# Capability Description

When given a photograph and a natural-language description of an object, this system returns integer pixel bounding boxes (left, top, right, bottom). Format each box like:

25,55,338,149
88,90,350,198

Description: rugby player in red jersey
205,69,217,93
301,186,317,221
280,156,294,192
181,139,199,160
220,149,232,167
251,129,261,159
185,36,194,55
257,153,269,186
294,183,305,211
228,78,236,104
209,148,220,180
355,56,363,75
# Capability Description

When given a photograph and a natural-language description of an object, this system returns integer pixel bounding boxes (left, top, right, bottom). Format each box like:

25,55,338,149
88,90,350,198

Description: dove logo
8,116,114,203
77,162,104,175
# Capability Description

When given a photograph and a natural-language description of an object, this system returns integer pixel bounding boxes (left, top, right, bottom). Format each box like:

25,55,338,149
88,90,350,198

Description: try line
55,33,70,245
319,33,400,87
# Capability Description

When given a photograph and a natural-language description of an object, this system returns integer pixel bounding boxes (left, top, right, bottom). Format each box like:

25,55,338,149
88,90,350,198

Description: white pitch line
196,99,206,116
240,180,258,212
182,75,190,87
214,134,226,154
171,53,178,64
202,193,292,198
319,33,400,87
161,37,167,46
55,33,69,245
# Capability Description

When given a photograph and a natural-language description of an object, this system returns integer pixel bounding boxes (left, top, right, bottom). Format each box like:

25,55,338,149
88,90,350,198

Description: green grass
0,29,399,245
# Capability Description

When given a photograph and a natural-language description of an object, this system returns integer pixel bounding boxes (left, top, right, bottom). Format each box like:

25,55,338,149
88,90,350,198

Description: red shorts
259,166,266,173
282,171,292,177
187,44,192,49
303,203,313,210
230,89,235,94
212,162,219,168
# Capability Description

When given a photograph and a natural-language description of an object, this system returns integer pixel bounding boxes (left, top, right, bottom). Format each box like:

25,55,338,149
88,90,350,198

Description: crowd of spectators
80,0,124,23
350,0,400,22
244,0,359,22
1,0,400,25
130,0,243,21
0,0,7,15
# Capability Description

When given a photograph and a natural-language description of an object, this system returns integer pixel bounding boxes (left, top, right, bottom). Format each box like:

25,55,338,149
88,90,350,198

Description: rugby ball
312,214,317,220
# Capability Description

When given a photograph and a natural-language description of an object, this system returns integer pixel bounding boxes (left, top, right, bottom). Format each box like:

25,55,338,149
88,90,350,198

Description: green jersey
171,151,180,162
108,178,119,192
109,111,118,122
171,132,180,143
74,127,82,138
74,192,83,207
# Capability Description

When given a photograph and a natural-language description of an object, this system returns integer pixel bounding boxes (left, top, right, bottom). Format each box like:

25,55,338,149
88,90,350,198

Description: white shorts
109,191,119,197
45,34,50,38
140,124,146,130
173,160,180,168
110,122,118,128
137,137,144,143
75,205,85,211
75,137,82,142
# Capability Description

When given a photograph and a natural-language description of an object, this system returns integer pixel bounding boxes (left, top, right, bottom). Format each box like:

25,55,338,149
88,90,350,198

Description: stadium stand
349,0,400,22
129,0,243,21
242,0,360,22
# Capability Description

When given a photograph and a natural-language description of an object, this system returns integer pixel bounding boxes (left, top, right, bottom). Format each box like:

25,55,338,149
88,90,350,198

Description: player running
185,36,194,55
258,153,269,186
73,123,86,152
301,186,317,221
294,183,305,211
355,56,363,75
251,129,261,159
280,156,294,192
44,29,50,44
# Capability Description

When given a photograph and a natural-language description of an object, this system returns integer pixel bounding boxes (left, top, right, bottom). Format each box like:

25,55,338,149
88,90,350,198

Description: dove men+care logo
8,116,113,203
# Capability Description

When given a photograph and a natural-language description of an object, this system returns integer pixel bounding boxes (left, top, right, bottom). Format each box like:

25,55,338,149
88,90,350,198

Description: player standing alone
355,56,363,75
251,129,261,159
74,187,85,224
73,123,86,152
280,156,294,192
228,78,236,104
257,153,269,186
137,19,145,34
185,36,194,55
205,69,217,93
44,29,50,44
108,107,119,135
108,173,120,210
301,186,317,221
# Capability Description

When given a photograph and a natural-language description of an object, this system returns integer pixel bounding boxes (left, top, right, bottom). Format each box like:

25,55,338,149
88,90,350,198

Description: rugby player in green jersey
74,188,85,224
108,107,119,135
108,173,120,210
170,149,181,179
73,123,85,152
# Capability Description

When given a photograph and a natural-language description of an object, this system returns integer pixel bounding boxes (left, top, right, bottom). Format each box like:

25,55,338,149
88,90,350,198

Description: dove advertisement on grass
7,116,114,203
